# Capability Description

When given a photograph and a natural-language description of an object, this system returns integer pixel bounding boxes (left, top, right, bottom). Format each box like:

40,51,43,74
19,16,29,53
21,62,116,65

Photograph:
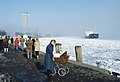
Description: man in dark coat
44,39,56,76
32,38,35,54
0,36,3,51
3,36,9,52
11,37,14,44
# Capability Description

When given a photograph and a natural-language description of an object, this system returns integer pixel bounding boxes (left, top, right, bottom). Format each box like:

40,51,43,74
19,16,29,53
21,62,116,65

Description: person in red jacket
14,38,19,51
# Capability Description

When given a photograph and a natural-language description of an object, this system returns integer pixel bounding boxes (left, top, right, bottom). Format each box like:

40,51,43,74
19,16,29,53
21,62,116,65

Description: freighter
85,31,99,39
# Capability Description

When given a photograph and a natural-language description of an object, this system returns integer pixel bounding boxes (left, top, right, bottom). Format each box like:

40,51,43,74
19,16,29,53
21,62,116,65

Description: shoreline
0,45,120,82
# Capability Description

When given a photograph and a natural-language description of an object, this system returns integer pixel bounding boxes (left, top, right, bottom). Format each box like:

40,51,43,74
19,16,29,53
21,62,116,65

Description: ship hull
85,33,99,39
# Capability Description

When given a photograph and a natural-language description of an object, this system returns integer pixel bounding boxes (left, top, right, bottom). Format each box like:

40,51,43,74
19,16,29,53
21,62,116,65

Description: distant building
22,12,30,28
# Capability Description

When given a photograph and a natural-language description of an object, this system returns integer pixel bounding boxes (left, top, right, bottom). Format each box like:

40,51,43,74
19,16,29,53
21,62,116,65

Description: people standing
0,36,3,51
32,38,35,54
3,36,9,52
11,37,14,45
20,36,25,50
34,38,40,59
14,38,19,51
44,39,56,77
25,36,33,59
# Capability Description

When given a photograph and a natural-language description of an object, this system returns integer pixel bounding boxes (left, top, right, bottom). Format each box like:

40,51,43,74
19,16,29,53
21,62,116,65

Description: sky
0,0,120,39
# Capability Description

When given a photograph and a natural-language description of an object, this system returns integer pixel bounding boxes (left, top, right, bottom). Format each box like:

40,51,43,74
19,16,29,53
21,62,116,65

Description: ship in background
85,31,99,39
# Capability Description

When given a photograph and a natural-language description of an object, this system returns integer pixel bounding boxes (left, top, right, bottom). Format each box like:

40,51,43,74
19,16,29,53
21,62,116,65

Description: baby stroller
51,51,69,76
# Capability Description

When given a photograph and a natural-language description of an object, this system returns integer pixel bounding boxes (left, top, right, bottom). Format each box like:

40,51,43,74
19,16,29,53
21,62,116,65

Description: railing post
75,46,82,63
55,43,62,53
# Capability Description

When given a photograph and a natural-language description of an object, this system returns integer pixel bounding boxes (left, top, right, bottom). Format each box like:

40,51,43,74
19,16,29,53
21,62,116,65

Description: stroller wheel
65,67,69,74
50,68,56,76
58,68,66,76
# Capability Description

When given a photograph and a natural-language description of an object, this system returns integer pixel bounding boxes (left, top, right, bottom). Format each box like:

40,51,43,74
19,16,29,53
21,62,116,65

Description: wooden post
55,43,62,53
75,46,82,63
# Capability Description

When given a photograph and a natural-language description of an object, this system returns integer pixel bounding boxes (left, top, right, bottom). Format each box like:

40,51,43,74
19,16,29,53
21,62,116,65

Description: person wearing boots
3,36,9,52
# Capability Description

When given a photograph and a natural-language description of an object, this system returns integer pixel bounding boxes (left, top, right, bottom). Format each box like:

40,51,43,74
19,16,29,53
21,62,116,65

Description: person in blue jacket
44,39,56,76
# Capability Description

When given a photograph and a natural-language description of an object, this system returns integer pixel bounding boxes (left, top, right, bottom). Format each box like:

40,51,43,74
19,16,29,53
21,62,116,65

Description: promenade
0,45,120,82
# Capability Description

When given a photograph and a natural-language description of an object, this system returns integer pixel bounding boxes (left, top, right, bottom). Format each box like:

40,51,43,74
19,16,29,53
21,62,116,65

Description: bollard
96,61,101,68
75,46,82,63
55,43,62,53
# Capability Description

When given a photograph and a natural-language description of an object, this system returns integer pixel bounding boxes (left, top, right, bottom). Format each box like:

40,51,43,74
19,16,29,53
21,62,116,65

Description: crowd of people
0,35,56,77
0,35,41,59
25,36,40,59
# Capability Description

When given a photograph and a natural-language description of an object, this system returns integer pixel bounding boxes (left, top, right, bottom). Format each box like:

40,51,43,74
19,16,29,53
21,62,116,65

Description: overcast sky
0,0,120,39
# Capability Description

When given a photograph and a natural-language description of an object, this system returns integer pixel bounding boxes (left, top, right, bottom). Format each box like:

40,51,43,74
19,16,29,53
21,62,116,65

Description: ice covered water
40,37,120,73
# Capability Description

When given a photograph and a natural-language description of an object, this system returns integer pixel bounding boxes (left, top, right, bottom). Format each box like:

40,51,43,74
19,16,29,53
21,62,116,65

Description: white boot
6,48,8,52
37,55,39,59
4,48,6,52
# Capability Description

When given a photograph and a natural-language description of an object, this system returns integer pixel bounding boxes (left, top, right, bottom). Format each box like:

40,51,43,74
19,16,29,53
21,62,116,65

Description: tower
22,12,30,33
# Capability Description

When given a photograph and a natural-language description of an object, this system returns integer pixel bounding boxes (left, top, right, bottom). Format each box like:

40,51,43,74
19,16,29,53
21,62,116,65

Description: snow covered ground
40,37,120,73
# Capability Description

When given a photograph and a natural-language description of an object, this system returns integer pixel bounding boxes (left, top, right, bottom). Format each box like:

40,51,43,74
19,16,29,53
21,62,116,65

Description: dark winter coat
44,43,54,70
3,38,9,48
0,39,3,51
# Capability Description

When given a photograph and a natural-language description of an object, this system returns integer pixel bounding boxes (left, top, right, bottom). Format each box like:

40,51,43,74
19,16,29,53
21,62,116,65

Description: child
14,38,19,51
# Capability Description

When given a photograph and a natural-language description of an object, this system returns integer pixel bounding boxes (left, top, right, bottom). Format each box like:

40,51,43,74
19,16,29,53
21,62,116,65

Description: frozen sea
40,37,120,73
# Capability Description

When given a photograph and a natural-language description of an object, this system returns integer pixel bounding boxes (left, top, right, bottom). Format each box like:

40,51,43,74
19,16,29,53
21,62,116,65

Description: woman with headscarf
44,39,56,77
